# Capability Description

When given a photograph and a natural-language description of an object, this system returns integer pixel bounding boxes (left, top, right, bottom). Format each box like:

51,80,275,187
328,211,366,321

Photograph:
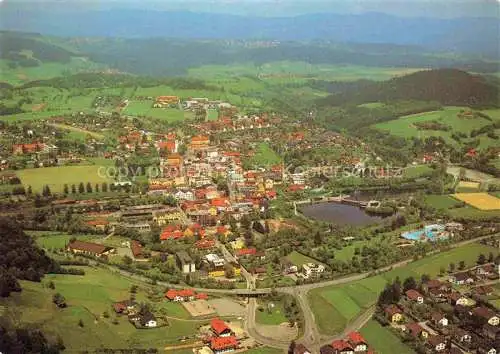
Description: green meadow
250,142,282,167
16,164,114,193
188,62,423,82
360,320,415,354
255,299,289,325
309,242,498,335
374,107,500,149
0,267,207,351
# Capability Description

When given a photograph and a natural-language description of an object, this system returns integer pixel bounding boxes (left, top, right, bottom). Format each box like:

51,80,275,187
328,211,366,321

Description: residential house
67,240,114,257
164,289,195,302
477,346,497,354
293,343,312,354
427,335,447,352
431,312,449,327
130,240,145,260
475,285,494,296
112,300,137,314
195,239,216,250
384,304,404,323
139,311,157,328
448,292,473,306
152,208,183,225
450,272,475,285
330,340,354,354
405,322,429,339
302,263,325,278
473,307,500,326
346,332,367,352
211,318,232,337
483,323,500,341
452,328,472,344
85,219,109,232
210,336,238,354
406,289,424,304
423,279,450,294
319,345,337,354
160,225,184,240
476,264,495,277
176,251,196,274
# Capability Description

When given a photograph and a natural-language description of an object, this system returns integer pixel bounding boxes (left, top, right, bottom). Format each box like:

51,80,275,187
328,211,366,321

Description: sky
2,0,499,18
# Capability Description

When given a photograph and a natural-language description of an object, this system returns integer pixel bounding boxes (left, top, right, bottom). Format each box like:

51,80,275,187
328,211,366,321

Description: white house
302,263,325,278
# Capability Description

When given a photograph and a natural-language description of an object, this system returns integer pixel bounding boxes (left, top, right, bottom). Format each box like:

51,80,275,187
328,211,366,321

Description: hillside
0,32,108,85
317,69,500,108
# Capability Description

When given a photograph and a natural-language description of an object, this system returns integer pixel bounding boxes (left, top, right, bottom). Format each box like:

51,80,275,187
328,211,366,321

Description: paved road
100,233,498,351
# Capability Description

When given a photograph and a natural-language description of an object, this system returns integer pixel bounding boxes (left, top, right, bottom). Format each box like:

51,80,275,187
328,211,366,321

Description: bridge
233,289,271,297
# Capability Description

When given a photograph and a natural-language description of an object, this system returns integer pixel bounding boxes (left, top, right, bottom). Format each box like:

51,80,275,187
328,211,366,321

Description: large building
67,240,115,257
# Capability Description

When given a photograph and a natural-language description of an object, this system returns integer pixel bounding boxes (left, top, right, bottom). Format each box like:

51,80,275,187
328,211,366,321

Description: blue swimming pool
401,224,447,242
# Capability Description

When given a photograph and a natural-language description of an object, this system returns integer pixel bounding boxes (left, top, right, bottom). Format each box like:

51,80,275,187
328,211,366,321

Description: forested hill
317,69,500,108
0,31,75,66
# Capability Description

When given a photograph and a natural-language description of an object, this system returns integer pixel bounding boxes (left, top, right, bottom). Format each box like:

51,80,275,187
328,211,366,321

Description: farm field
0,267,207,351
309,242,498,335
452,193,500,210
360,320,415,354
373,107,500,148
16,164,114,193
188,62,423,82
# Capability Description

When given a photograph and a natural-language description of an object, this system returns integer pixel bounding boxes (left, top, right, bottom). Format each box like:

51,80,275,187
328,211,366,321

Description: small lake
300,202,384,226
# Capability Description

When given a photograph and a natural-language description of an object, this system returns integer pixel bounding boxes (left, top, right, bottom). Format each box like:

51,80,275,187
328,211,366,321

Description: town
0,4,499,354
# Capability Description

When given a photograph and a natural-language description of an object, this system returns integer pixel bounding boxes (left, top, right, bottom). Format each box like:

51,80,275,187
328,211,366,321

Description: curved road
101,233,498,351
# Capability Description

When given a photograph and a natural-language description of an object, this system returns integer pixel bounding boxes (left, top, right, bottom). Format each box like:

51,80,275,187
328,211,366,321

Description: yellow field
452,193,500,210
457,181,480,189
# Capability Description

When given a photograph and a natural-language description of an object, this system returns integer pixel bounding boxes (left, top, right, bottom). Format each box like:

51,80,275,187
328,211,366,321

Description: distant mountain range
1,8,498,57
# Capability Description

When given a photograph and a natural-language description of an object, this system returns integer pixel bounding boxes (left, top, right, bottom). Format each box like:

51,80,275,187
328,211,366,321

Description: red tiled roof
130,240,143,258
217,225,228,234
68,240,108,255
195,239,216,249
86,219,109,226
331,340,353,351
384,304,402,317
178,289,195,297
211,198,229,207
236,248,257,256
210,336,238,351
196,293,208,300
165,289,178,300
406,289,423,300
211,318,231,335
347,331,366,345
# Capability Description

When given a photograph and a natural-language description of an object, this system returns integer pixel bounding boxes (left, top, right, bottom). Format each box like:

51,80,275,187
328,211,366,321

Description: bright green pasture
360,320,415,354
16,165,113,193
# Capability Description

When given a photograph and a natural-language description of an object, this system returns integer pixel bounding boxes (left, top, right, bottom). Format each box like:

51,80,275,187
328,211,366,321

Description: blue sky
2,0,499,18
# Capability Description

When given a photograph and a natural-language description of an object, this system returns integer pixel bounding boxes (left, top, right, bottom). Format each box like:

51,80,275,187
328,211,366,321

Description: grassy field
360,320,415,354
28,231,100,249
0,57,108,86
286,251,323,267
0,266,207,351
250,142,282,167
255,300,288,325
188,62,423,82
424,194,463,210
47,123,105,140
16,164,114,193
124,101,187,122
403,165,433,179
373,107,500,149
309,242,498,335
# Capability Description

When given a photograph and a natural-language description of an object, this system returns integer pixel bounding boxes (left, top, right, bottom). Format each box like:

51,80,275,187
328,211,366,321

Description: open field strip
452,192,500,210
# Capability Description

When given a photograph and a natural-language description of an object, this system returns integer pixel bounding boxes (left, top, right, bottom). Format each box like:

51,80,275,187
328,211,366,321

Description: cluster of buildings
382,270,500,354
204,318,239,354
112,300,158,328
320,331,375,354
